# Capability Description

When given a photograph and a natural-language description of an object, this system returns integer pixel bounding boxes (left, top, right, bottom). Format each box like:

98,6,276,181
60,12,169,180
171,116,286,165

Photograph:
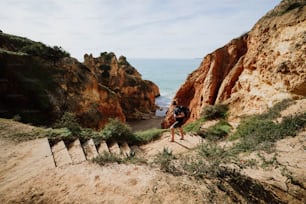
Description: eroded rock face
84,53,160,121
162,0,306,128
56,56,126,129
0,41,159,129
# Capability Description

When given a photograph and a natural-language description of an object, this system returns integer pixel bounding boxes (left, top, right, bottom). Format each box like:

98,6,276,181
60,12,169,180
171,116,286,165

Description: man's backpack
174,106,190,119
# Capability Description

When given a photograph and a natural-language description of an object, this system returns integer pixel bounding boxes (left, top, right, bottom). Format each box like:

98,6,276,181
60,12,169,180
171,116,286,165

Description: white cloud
0,0,281,60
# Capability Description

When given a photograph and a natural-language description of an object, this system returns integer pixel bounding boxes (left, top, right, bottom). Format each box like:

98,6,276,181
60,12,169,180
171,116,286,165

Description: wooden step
120,142,131,157
51,140,72,167
83,139,99,160
98,141,109,155
68,139,86,164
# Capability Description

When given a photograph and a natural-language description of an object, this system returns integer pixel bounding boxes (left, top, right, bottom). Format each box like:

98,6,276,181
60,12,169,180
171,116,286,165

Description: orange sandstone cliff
0,36,160,129
163,0,306,128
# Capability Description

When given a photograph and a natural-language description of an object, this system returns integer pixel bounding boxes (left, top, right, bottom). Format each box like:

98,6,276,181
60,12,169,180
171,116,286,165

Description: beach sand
127,117,165,132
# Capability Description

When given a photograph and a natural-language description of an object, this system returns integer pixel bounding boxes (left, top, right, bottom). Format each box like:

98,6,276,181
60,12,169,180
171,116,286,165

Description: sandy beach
127,117,165,132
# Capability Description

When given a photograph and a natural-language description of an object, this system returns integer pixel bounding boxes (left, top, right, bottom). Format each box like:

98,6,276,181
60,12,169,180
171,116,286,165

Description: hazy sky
1,0,281,60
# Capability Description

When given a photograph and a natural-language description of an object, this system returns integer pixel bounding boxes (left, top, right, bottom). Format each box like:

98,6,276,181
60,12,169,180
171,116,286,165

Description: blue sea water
129,58,202,116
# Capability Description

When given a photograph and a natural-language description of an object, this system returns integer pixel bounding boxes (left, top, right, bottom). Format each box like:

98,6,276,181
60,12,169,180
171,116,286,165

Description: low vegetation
134,128,166,144
183,117,205,133
198,120,232,141
0,32,70,60
2,98,305,185
265,0,306,18
230,99,305,153
153,99,306,184
201,104,229,120
92,151,147,166
153,147,181,175
100,118,134,142
184,103,231,140
2,111,167,148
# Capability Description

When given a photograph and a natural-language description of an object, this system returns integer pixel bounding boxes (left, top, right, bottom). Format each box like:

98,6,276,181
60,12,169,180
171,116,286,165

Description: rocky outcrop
0,34,159,129
84,53,160,121
162,0,306,128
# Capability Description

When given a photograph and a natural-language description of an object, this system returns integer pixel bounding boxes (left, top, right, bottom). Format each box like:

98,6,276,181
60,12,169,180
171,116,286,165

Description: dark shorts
170,120,183,128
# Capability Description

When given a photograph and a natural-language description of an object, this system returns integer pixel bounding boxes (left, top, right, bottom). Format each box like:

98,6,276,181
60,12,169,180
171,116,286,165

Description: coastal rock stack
84,53,160,121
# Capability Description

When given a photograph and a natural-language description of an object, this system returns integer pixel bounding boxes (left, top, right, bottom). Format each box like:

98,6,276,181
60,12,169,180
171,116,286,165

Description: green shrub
101,118,134,142
134,128,166,144
198,143,227,161
199,120,232,141
20,43,44,56
278,113,306,136
180,156,208,179
196,143,236,177
230,117,274,141
230,110,306,153
183,117,206,133
53,112,81,136
92,151,123,165
257,99,294,120
80,128,104,144
9,128,47,142
264,1,306,19
277,1,305,16
230,117,280,153
92,150,147,166
45,127,74,145
1,31,70,60
201,104,228,120
153,147,181,175
257,153,279,168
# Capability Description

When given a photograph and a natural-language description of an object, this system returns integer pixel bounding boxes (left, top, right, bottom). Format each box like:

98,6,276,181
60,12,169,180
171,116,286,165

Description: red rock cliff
0,36,160,129
163,0,306,128
84,53,160,121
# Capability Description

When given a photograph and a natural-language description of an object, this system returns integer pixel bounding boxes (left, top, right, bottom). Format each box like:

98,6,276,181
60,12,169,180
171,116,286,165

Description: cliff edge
0,35,160,129
163,0,306,127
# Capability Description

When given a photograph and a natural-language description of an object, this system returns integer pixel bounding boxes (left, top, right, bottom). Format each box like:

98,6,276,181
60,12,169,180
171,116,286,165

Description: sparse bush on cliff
265,0,306,18
153,147,182,175
1,32,70,60
92,151,124,165
45,128,74,145
175,99,306,180
53,112,81,136
93,150,148,166
256,99,294,120
232,113,306,145
198,120,232,141
101,118,134,142
20,43,45,56
183,118,206,133
183,109,232,140
230,100,306,153
201,104,229,120
134,128,166,144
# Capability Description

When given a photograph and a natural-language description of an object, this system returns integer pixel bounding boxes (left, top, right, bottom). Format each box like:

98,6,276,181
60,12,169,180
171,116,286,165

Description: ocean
129,58,202,116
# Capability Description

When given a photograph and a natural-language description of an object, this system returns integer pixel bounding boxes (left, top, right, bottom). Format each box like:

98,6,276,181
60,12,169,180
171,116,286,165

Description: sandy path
0,145,208,204
0,119,208,204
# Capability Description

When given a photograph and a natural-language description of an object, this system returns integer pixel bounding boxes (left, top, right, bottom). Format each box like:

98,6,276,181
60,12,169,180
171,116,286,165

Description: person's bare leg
170,127,175,142
179,127,184,140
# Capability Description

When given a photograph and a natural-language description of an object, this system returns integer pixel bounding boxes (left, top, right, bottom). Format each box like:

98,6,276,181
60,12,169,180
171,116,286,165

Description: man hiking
170,101,186,142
